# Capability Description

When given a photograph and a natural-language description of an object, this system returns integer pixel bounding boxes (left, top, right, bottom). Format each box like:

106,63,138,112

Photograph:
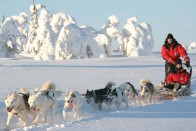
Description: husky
28,82,62,125
4,88,37,130
63,90,83,119
108,82,138,110
108,87,124,110
119,82,138,99
85,81,115,110
140,79,154,104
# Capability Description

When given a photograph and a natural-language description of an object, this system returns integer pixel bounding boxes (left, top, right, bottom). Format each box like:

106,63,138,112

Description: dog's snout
67,100,72,103
6,106,13,112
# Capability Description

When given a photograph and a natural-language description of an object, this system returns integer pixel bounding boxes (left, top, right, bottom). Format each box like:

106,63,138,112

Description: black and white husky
63,90,83,119
140,79,154,104
4,88,37,130
109,82,138,110
85,81,115,110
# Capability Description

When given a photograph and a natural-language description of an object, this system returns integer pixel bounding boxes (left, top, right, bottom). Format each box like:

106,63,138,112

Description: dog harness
40,90,55,101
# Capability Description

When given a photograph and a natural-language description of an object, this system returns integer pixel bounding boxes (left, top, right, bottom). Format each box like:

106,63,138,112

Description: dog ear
72,93,76,97
70,90,74,94
8,93,11,97
14,91,17,96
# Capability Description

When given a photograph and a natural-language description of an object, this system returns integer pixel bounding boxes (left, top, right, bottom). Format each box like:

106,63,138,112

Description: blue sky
0,0,195,51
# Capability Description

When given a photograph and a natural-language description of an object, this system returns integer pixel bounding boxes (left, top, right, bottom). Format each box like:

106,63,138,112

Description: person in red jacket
162,33,190,80
165,59,190,91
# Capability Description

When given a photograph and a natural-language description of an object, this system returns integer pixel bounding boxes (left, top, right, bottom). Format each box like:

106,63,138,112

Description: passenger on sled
163,59,190,92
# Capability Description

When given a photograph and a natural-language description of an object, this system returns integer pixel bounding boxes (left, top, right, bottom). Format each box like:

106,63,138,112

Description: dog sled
155,64,192,100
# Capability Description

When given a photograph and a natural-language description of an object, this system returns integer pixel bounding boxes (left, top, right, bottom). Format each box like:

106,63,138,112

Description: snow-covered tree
101,15,121,56
54,15,121,60
0,16,5,28
0,13,28,57
26,3,77,60
0,3,155,60
55,24,87,60
188,42,196,50
32,8,54,60
117,17,154,57
26,4,45,54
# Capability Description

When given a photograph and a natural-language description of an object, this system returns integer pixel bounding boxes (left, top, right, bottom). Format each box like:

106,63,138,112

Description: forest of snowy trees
0,3,156,60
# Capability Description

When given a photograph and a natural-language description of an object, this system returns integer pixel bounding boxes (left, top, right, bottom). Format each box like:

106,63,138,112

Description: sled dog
109,87,125,110
63,90,83,119
140,79,154,104
85,81,115,110
119,82,138,99
28,82,62,125
108,82,138,110
4,88,37,130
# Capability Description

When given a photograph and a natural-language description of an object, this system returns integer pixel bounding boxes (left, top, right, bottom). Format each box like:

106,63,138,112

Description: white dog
119,82,138,99
140,79,154,104
4,88,37,130
109,82,138,110
63,90,83,119
28,82,62,125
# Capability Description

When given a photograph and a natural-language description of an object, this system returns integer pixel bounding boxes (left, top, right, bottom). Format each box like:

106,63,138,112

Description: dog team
4,79,154,130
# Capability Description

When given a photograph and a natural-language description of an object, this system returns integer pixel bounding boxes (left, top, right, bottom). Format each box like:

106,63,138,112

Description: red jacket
162,43,189,64
166,68,190,85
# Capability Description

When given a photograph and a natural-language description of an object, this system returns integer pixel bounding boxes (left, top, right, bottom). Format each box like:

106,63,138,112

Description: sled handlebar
182,63,192,77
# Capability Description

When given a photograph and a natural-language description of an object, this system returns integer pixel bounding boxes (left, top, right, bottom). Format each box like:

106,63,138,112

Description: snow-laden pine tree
117,17,154,57
0,3,155,60
36,11,76,60
0,16,5,28
0,13,28,57
25,4,44,55
55,23,88,60
101,15,121,56
55,15,121,60
188,42,196,50
32,8,54,60
26,3,77,60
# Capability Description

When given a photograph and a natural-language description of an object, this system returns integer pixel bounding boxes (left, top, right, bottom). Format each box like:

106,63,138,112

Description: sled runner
155,64,192,100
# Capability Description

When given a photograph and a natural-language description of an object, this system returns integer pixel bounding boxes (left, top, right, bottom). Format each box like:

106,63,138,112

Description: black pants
165,62,175,81
164,84,181,91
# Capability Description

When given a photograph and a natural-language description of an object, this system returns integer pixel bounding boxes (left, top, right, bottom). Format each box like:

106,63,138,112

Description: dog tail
39,82,56,91
140,79,152,86
140,79,154,93
126,82,138,98
19,87,29,95
104,81,116,89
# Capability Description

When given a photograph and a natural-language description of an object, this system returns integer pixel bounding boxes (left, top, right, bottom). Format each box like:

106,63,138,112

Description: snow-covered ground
0,50,196,130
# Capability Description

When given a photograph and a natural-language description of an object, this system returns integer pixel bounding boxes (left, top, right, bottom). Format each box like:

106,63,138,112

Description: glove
184,56,190,67
173,82,180,91
185,61,190,67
